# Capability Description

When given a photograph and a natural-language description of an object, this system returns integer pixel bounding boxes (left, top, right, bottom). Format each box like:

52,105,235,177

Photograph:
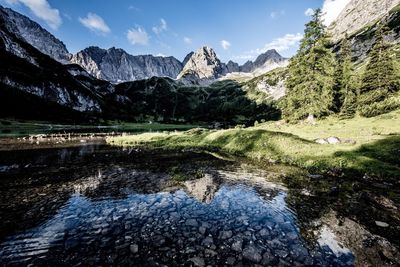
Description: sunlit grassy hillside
108,110,400,180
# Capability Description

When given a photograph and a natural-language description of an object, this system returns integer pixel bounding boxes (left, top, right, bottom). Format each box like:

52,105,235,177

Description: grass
0,119,198,137
107,110,400,180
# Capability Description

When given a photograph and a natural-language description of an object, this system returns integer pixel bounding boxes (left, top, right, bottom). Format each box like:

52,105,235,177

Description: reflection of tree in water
284,174,400,266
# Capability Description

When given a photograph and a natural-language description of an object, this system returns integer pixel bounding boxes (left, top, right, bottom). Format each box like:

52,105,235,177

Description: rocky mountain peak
253,49,282,65
240,49,288,73
177,46,225,84
191,46,221,66
0,6,71,63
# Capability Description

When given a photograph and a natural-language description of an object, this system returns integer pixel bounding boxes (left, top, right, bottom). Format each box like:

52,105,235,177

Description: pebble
219,230,233,240
242,245,262,263
186,219,199,227
188,257,205,267
201,236,214,247
375,221,389,227
231,240,243,252
199,226,207,235
130,244,139,254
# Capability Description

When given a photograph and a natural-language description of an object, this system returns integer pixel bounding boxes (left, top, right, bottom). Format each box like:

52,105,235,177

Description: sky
1,0,351,64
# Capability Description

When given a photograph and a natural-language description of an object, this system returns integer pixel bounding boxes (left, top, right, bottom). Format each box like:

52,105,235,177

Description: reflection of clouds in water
318,225,352,256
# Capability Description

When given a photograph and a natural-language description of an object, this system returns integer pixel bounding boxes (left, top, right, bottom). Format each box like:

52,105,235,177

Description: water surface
0,145,398,266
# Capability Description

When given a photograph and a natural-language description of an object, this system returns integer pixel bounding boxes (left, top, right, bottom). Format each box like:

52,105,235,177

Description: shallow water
0,145,398,266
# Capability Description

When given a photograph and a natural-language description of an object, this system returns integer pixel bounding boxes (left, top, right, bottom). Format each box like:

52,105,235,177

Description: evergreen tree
282,9,336,121
358,25,399,116
333,35,354,113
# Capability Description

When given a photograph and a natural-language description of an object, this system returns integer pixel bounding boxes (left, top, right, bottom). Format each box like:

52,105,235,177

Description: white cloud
152,18,167,35
270,10,285,19
305,8,314,17
321,0,351,26
6,0,62,29
237,33,303,62
183,37,192,44
258,33,303,53
221,40,231,50
128,5,141,12
127,26,149,45
156,53,166,57
79,13,110,34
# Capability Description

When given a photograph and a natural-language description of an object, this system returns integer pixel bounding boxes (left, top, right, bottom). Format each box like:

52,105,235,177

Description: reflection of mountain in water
0,185,355,266
184,174,220,203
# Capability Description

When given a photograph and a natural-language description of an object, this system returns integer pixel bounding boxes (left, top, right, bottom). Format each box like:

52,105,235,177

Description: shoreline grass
107,110,400,181
0,119,198,137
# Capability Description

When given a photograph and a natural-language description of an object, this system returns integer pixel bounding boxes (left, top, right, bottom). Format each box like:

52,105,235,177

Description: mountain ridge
0,6,71,63
71,46,183,83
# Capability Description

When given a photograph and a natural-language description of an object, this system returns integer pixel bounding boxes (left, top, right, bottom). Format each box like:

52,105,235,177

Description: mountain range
0,5,287,85
71,45,287,84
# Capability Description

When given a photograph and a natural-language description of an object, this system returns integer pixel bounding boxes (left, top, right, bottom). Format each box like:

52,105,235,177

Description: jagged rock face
331,1,400,62
0,6,71,63
225,60,240,73
71,47,183,83
178,47,288,85
329,0,400,43
240,49,288,73
182,52,194,66
0,18,106,115
177,46,226,84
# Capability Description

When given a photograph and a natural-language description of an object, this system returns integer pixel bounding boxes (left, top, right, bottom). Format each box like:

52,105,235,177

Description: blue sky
1,0,351,64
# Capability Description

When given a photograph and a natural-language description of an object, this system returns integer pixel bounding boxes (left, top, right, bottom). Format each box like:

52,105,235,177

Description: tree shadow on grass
334,135,400,178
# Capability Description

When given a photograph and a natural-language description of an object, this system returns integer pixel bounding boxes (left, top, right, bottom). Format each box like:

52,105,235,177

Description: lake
0,143,398,266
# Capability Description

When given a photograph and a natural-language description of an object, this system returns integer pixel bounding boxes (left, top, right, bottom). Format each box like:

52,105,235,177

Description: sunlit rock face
329,0,400,61
329,0,400,43
178,46,226,85
178,47,288,85
239,49,288,74
0,6,71,63
71,46,183,83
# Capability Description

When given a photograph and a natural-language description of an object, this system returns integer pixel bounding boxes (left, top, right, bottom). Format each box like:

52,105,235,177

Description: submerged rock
375,221,389,228
129,244,139,254
188,257,205,267
242,244,262,263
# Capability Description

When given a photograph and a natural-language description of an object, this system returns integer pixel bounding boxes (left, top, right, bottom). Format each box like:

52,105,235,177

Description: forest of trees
281,9,400,121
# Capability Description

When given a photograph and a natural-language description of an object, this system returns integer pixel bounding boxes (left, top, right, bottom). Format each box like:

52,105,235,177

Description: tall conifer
358,25,399,116
282,9,336,121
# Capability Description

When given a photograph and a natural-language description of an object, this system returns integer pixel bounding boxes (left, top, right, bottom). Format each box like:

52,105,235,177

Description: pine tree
358,25,399,116
333,35,353,113
282,9,336,121
329,35,359,118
